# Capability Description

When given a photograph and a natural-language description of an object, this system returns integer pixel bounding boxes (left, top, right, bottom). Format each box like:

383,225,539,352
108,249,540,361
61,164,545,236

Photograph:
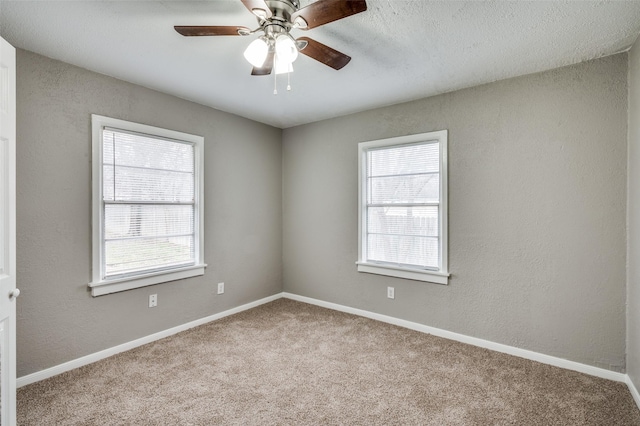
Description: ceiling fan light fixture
243,37,269,67
275,34,299,63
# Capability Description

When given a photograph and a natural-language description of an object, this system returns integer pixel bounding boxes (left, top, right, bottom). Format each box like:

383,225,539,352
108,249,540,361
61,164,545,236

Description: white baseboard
282,292,627,383
627,375,640,409
18,290,634,408
17,293,282,388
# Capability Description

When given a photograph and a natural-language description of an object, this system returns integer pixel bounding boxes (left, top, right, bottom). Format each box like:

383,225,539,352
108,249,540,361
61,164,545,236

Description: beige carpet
18,299,640,425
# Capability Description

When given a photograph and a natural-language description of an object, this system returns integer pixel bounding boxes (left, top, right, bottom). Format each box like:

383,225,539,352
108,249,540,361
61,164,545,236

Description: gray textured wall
16,50,283,377
628,40,640,383
283,54,628,371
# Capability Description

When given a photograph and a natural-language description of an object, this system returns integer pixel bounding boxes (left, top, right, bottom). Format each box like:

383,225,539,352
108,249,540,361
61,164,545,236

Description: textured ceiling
1,1,640,128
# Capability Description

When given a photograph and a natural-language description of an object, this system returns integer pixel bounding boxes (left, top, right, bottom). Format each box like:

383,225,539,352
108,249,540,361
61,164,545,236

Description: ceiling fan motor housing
260,0,300,30
264,0,300,20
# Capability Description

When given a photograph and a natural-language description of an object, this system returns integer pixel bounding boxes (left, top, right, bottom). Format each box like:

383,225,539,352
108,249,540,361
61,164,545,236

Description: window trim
357,130,449,285
89,115,206,296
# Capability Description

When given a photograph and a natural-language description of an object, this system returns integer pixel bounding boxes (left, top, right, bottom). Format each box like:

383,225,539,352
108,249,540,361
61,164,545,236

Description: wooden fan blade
174,26,250,36
291,0,367,30
297,37,351,70
241,0,272,19
251,51,275,76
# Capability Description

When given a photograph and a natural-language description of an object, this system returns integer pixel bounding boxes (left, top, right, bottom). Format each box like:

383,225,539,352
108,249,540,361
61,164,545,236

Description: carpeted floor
18,299,640,425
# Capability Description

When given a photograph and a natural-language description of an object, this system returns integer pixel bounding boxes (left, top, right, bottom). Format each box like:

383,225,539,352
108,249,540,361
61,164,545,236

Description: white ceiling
1,1,640,128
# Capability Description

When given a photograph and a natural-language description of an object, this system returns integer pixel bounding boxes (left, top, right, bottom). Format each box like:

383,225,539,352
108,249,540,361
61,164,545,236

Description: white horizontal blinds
102,128,196,277
366,141,440,269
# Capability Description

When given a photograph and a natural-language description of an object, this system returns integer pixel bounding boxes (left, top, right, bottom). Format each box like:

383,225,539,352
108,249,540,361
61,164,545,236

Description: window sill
356,262,449,285
89,264,207,296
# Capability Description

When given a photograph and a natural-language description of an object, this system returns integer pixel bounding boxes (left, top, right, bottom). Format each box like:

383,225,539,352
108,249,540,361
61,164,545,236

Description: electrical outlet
149,294,157,308
217,282,225,295
387,286,395,299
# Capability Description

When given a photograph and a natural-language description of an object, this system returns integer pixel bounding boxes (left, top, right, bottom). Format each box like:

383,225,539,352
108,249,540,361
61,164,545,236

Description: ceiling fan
175,0,367,81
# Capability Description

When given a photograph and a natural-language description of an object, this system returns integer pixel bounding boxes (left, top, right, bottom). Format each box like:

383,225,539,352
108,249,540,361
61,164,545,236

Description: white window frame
89,115,206,296
357,130,449,285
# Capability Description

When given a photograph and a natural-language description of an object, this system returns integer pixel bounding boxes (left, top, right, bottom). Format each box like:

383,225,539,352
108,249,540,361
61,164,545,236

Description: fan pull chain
287,69,291,91
273,72,277,95
273,52,278,95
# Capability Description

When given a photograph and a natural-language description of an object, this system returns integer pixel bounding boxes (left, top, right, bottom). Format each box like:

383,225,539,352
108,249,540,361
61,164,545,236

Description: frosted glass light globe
244,38,269,68
275,56,294,75
275,34,298,63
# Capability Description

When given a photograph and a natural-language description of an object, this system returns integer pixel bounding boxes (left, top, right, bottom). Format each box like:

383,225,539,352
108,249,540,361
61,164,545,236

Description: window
89,115,205,296
357,130,448,284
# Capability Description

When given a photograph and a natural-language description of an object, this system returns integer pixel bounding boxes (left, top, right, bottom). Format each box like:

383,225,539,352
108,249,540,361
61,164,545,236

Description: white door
0,36,18,426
